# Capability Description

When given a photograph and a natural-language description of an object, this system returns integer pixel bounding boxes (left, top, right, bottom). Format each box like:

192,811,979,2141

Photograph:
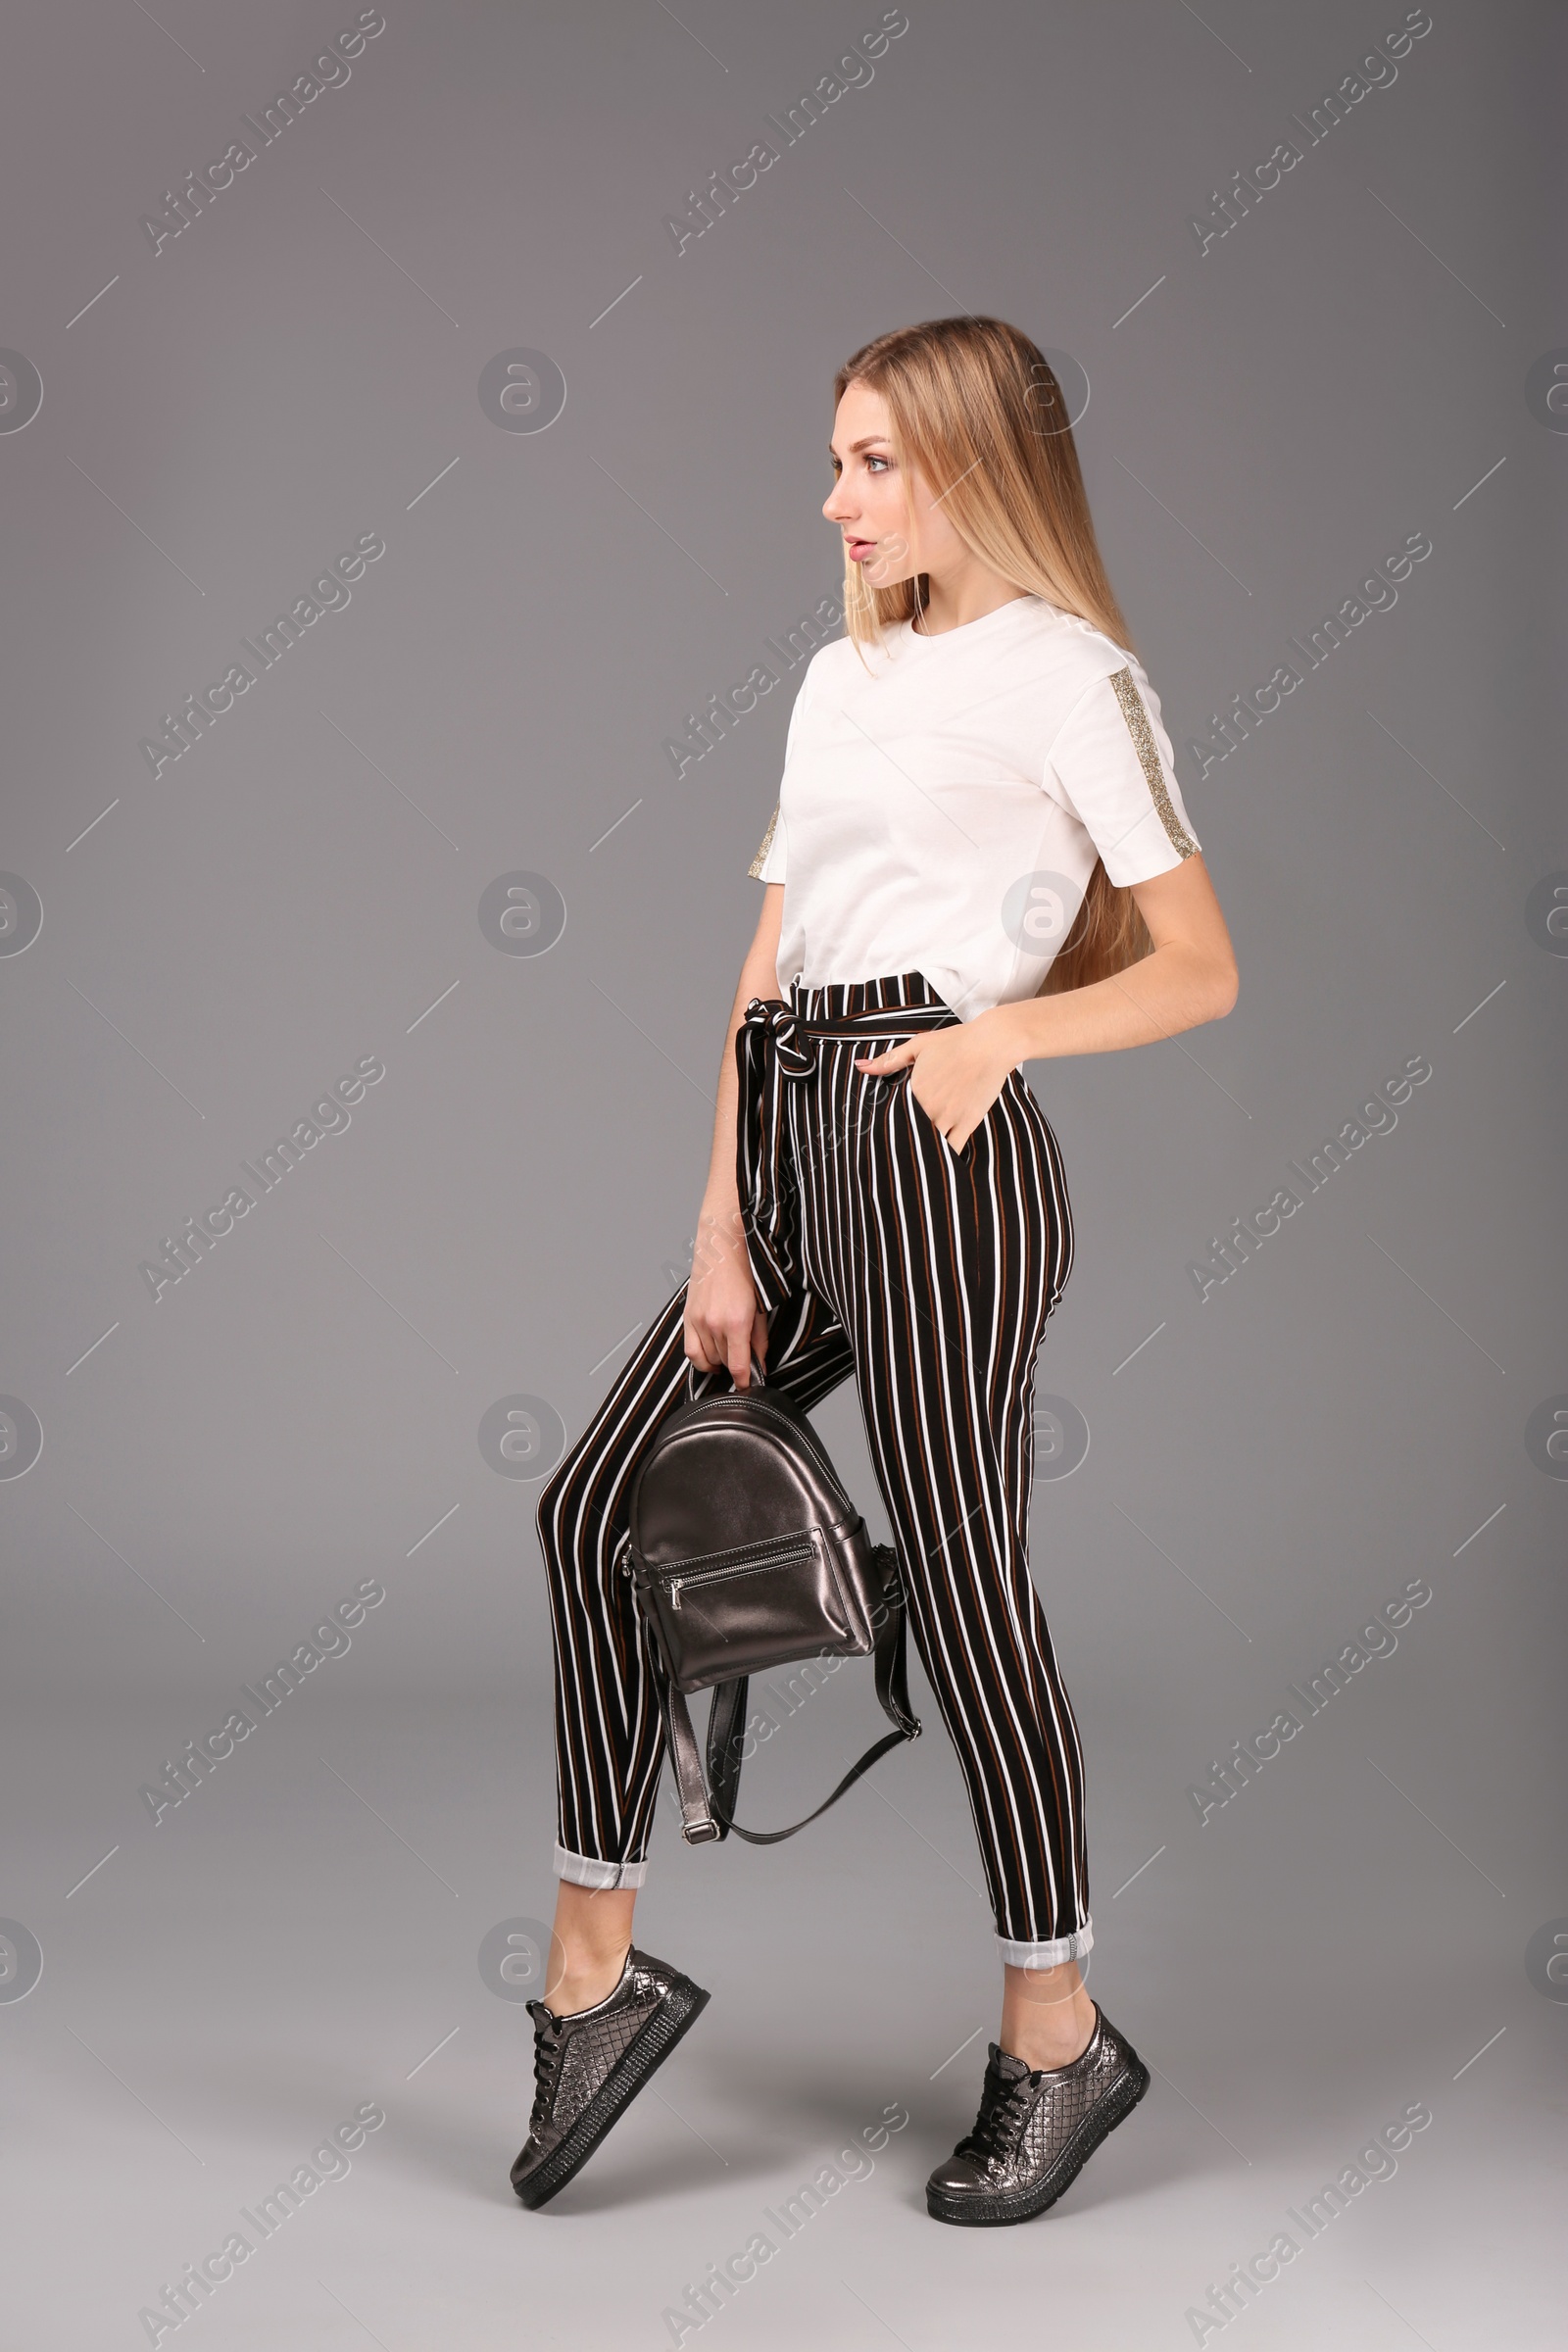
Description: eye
866,455,890,472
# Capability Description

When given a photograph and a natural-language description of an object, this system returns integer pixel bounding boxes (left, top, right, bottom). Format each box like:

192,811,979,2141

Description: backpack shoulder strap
689,1546,921,1847
657,1675,723,1843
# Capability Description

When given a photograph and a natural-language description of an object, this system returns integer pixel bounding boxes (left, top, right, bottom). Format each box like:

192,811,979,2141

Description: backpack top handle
685,1351,768,1403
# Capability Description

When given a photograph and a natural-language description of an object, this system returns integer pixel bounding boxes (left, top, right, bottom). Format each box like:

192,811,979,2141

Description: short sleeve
1044,662,1200,885
745,660,816,882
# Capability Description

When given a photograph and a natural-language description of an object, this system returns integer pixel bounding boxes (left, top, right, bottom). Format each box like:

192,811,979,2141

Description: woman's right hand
684,1200,768,1388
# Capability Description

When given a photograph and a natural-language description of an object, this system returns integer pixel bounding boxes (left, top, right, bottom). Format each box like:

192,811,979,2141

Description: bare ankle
999,1959,1097,2073
545,1885,637,2013
545,1942,630,2016
1007,1998,1096,2072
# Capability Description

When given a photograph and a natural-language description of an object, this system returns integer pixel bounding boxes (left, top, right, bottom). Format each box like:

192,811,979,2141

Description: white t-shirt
747,593,1201,1021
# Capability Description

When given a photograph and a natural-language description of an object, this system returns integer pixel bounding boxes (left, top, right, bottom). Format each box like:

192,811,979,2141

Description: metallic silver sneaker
925,2003,1150,2226
510,1944,710,2210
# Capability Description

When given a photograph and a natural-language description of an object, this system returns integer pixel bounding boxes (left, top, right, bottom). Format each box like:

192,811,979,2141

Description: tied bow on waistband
733,999,811,1311
733,993,958,1314
741,995,818,1078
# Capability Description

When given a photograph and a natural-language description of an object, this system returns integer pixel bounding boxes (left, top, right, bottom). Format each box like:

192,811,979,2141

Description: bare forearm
701,977,752,1226
988,939,1236,1066
685,926,783,1381
701,942,782,1225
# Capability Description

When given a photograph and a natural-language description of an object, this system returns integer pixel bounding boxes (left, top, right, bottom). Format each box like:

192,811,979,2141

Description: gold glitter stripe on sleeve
747,806,779,878
1106,666,1198,858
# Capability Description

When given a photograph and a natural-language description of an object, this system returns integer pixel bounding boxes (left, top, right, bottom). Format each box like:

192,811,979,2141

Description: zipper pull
668,1579,683,1612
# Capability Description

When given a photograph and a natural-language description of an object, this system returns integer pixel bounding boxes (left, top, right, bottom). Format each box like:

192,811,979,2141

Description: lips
846,538,875,562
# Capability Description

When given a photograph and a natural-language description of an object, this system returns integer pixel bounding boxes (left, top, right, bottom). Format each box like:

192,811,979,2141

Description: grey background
2,1,1563,2344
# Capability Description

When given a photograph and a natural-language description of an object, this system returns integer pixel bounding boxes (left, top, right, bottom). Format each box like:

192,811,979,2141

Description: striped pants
537,973,1092,1966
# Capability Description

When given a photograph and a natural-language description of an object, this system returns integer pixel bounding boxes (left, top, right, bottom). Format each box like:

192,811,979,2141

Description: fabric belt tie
735,993,957,1315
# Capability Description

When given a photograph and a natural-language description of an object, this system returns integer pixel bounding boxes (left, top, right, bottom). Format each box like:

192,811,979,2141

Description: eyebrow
828,434,894,456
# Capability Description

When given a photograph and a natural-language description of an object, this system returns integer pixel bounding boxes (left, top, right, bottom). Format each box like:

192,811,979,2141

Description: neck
912,561,1029,636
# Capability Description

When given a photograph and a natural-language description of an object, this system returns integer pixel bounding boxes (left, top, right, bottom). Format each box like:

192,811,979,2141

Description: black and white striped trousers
537,972,1091,1966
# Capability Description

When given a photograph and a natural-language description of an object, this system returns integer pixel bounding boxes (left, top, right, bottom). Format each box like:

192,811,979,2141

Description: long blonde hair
834,316,1152,993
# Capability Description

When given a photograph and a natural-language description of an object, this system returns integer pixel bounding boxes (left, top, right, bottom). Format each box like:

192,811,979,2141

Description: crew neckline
899,593,1047,649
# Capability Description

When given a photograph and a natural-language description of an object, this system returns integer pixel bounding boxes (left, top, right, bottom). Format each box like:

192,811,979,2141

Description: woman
514,317,1238,2226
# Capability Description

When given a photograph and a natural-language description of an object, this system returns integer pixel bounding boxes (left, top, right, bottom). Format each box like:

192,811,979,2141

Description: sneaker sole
925,2051,1151,2228
512,1977,711,2211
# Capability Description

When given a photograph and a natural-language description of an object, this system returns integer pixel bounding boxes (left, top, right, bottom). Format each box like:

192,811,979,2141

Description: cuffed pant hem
553,1842,649,1891
997,1919,1094,1969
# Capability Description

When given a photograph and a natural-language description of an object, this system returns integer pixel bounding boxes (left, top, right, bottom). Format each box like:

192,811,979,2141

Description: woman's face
824,379,966,589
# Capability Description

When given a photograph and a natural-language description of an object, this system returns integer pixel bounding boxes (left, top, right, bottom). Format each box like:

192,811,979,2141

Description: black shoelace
527,2002,565,2128
956,2059,1037,2167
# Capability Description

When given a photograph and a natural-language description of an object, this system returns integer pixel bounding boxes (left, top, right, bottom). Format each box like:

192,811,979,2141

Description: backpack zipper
666,1533,815,1611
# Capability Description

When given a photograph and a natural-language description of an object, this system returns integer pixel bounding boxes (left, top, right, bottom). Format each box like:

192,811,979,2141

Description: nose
823,477,855,525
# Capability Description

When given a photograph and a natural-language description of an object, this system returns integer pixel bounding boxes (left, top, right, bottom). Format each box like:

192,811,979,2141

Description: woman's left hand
856,1009,1021,1152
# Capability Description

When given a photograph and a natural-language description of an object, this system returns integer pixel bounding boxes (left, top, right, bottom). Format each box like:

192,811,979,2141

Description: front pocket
662,1533,816,1614
648,1529,859,1690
